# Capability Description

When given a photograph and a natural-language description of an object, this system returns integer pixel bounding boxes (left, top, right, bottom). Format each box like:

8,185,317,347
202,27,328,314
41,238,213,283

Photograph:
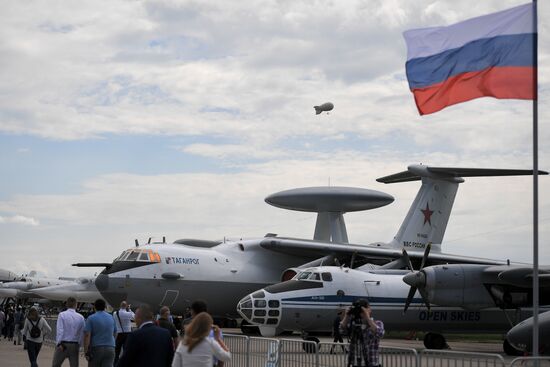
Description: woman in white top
22,307,52,367
172,312,231,367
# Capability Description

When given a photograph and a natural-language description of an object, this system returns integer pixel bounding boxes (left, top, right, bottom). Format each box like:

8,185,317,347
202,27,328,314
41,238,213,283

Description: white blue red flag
403,3,536,115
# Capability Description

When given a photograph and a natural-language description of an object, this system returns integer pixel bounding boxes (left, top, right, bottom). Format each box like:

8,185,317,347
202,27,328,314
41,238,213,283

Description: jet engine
280,268,300,282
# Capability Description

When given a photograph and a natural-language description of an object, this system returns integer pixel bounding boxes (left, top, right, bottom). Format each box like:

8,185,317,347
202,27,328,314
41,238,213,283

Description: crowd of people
1,298,232,367
2,296,385,367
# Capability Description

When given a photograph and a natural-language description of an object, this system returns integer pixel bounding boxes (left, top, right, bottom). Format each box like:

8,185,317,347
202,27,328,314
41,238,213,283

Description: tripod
347,318,370,367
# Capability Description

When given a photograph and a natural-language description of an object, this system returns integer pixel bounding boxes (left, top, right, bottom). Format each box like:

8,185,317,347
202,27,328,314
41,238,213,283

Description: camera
348,299,369,319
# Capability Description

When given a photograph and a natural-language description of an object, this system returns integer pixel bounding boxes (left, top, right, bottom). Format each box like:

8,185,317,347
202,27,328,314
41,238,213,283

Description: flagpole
532,0,539,358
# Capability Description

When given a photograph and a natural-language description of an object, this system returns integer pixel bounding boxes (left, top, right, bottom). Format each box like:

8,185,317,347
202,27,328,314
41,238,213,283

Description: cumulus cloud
0,214,40,226
0,0,547,148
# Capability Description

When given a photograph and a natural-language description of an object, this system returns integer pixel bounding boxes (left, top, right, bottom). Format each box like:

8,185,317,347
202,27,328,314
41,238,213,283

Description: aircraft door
363,279,386,300
160,290,179,307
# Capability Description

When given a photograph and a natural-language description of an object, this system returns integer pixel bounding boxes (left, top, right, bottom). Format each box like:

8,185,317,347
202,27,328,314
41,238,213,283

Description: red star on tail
421,202,434,226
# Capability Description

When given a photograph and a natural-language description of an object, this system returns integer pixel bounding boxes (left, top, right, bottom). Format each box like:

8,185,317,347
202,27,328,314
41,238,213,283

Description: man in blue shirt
84,299,117,367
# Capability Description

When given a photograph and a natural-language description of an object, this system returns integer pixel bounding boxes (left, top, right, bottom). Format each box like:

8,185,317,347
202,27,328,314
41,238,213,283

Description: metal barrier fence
224,334,249,367
37,325,549,367
381,346,419,367
279,338,318,367
509,357,550,367
248,336,280,367
420,349,506,367
317,341,348,367
224,335,419,367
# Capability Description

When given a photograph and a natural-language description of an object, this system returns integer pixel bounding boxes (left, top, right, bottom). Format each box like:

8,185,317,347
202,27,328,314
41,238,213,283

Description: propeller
402,243,432,313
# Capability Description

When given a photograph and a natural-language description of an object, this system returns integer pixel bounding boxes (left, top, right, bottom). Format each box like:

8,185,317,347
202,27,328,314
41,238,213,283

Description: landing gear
423,333,448,350
503,339,523,356
240,320,260,336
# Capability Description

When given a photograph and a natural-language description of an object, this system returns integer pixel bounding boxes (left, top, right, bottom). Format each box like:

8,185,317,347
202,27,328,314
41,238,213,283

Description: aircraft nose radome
95,274,109,291
403,272,426,288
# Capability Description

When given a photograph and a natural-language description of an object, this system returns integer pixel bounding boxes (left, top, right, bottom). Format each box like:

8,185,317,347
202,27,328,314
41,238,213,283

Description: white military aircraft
237,245,550,354
0,271,73,299
32,277,104,303
0,268,19,283
76,165,545,325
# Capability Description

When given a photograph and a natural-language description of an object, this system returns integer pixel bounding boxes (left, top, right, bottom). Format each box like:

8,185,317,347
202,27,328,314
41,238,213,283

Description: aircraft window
298,272,311,280
241,300,252,309
268,310,280,317
252,291,265,299
254,310,266,316
138,252,150,261
119,251,132,261
241,309,252,319
254,300,266,308
268,300,280,308
267,318,278,325
309,273,321,281
322,272,333,282
127,251,139,261
252,318,265,324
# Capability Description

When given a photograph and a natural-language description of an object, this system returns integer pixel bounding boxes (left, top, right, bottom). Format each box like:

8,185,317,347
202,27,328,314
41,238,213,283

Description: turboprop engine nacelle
280,268,301,282
422,264,496,309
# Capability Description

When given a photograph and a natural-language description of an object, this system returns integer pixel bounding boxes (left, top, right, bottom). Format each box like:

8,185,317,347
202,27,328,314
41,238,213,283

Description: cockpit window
297,272,311,280
322,272,333,282
114,249,161,263
126,251,139,261
309,273,320,281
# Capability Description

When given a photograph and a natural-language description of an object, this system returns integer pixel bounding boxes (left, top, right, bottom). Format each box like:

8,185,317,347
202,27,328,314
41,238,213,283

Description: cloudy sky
1,0,549,277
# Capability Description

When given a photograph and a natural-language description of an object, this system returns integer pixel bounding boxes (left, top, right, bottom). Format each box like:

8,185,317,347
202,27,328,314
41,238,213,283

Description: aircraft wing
260,237,507,265
483,265,550,287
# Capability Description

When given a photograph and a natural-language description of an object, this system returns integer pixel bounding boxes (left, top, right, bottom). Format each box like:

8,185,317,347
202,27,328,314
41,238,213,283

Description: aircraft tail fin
377,165,547,252
314,106,322,114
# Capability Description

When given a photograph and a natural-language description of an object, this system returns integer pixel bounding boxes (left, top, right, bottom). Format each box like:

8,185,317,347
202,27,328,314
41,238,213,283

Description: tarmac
0,337,87,367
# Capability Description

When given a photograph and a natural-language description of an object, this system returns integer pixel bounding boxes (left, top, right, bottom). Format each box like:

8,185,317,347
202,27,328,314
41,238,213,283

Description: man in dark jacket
117,305,174,367
157,306,178,347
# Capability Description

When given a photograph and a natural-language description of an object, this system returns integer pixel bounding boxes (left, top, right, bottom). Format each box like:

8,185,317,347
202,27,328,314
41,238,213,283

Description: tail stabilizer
377,165,547,252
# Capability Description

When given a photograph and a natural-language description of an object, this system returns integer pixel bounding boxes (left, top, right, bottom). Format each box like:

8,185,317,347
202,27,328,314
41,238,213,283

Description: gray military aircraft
76,165,545,327
506,310,550,355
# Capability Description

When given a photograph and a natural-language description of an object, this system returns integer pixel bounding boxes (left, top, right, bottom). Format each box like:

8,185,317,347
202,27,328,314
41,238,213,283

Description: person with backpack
22,307,52,367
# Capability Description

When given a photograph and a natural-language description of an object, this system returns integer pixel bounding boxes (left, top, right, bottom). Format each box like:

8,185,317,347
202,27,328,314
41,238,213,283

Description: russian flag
404,3,536,115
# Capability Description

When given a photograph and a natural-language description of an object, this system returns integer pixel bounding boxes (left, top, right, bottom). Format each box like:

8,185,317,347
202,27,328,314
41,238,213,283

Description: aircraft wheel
303,336,319,353
424,333,447,349
503,339,523,356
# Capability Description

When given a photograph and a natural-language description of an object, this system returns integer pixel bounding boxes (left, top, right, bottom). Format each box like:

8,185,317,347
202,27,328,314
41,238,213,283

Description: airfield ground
0,328,542,366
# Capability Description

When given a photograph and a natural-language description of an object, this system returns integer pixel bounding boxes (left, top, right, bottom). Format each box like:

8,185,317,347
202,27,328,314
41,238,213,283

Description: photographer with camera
340,299,385,367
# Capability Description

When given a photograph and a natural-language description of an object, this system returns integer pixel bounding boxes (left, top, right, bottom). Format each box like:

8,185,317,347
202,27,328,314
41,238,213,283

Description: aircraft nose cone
95,274,109,292
236,295,253,322
403,271,426,288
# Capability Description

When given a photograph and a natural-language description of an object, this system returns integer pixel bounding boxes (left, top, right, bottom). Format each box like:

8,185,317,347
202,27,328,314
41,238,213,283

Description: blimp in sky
314,102,334,115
